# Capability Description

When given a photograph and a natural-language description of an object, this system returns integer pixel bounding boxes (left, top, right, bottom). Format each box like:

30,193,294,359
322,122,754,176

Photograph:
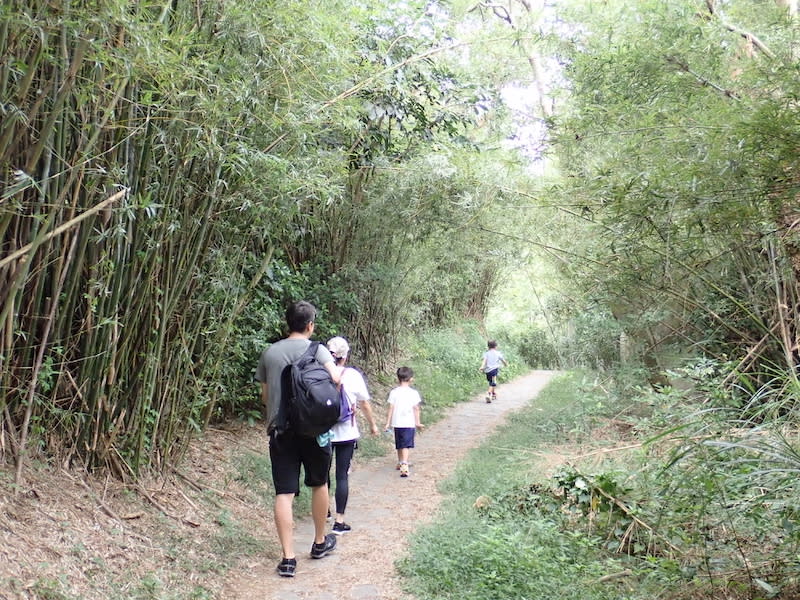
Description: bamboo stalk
14,226,79,486
24,37,89,173
0,188,127,271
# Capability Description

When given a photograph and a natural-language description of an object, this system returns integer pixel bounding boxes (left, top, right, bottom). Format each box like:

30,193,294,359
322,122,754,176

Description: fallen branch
594,569,633,583
592,484,682,556
570,443,643,460
137,484,207,527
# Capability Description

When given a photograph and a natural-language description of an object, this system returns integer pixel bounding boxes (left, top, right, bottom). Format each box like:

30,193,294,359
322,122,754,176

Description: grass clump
404,513,613,600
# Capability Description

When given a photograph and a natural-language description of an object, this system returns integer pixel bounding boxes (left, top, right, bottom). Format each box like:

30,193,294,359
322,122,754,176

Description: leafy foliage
0,0,529,476
545,0,800,390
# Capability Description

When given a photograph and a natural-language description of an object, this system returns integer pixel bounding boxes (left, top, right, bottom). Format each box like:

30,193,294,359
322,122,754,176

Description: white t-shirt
387,385,422,428
330,367,370,443
482,349,505,372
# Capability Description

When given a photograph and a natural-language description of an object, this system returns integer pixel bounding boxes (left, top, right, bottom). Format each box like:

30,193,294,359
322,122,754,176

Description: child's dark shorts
485,368,499,385
269,430,332,495
393,427,416,450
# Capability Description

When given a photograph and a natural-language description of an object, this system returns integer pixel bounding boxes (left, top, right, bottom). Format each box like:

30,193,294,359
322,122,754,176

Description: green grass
210,510,265,566
397,372,666,600
232,451,274,508
355,432,388,459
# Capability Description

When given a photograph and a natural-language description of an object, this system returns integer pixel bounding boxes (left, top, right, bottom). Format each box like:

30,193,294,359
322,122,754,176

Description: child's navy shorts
393,427,416,449
485,368,499,385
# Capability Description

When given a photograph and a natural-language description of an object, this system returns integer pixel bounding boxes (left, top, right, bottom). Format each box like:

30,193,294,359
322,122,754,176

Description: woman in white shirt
326,337,379,534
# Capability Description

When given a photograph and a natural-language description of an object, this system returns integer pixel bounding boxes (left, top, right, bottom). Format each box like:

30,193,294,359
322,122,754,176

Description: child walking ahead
384,366,424,477
479,340,509,403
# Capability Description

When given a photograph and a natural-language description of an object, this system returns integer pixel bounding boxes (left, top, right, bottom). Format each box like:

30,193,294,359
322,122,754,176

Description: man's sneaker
399,462,409,477
332,521,351,535
310,533,337,559
276,557,296,577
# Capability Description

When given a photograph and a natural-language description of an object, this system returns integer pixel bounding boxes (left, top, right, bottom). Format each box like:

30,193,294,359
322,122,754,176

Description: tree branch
666,56,740,100
0,188,128,270
703,0,776,59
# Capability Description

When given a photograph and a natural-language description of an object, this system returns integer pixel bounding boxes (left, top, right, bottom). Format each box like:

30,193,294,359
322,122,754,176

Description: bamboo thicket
0,0,271,480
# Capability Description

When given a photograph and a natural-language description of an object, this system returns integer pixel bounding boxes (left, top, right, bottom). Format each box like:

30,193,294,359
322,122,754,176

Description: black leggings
331,441,356,515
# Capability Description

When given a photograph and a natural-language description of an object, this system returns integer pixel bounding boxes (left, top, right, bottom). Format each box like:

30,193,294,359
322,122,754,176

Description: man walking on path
254,300,341,578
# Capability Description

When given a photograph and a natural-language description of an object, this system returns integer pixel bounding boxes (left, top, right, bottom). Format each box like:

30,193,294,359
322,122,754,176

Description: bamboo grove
0,0,527,480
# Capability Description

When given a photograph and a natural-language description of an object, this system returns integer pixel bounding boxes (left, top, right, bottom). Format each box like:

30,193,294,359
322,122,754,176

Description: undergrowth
398,371,647,600
398,368,800,600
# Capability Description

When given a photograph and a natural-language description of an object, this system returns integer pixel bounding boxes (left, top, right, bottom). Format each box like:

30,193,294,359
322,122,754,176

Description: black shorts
485,369,499,385
393,427,416,450
269,430,332,495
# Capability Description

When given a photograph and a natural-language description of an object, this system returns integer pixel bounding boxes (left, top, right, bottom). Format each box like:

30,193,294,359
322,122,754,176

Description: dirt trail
223,370,557,600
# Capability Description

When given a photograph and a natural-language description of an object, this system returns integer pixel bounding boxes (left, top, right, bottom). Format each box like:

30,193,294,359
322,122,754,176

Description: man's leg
270,432,301,560
310,484,329,544
299,437,334,546
275,493,295,558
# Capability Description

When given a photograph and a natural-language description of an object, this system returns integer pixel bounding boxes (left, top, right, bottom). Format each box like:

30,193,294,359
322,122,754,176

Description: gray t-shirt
254,338,334,429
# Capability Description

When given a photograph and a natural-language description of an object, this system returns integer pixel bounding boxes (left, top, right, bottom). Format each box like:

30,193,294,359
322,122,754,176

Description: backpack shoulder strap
305,341,320,359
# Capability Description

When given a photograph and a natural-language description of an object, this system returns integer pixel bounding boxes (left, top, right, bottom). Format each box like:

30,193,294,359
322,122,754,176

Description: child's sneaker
332,521,351,535
310,533,337,558
396,461,402,470
486,394,492,403
399,462,409,477
276,557,296,577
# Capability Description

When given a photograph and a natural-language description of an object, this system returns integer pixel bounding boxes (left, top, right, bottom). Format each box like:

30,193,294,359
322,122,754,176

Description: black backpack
276,341,341,438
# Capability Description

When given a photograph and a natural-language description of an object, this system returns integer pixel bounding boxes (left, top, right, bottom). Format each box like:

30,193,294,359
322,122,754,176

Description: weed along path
224,370,557,600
